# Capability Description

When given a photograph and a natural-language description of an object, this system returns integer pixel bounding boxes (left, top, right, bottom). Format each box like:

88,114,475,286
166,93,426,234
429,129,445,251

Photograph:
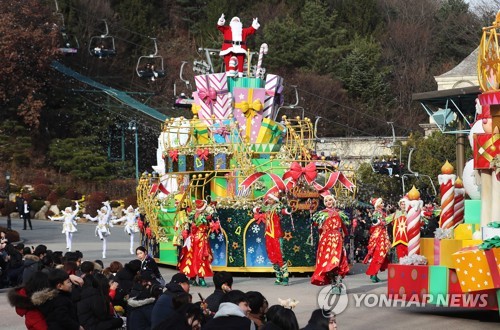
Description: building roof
435,47,479,78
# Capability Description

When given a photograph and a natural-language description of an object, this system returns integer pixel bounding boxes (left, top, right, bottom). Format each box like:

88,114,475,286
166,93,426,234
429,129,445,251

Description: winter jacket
150,282,185,328
203,302,256,330
32,288,81,330
22,254,41,285
205,288,225,313
112,265,137,309
8,287,47,330
140,255,165,286
127,296,156,330
77,286,123,330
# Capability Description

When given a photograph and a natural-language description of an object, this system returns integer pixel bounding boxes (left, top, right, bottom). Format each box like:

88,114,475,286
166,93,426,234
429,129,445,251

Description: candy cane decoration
256,43,268,79
406,186,423,256
452,177,465,227
438,161,455,229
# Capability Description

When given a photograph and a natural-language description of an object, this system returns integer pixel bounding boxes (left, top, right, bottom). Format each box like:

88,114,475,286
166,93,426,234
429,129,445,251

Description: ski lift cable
296,87,412,134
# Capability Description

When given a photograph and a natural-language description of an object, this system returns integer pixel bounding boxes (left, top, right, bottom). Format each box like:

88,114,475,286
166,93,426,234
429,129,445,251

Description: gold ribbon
235,88,263,141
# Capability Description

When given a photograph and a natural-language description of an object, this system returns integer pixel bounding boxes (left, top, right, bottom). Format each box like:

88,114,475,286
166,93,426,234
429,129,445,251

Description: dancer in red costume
217,14,260,77
178,199,216,287
311,195,350,292
254,191,289,285
388,197,408,261
363,197,391,283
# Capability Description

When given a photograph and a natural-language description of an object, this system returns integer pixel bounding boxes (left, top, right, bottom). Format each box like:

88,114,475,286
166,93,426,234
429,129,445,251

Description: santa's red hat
371,197,383,208
194,199,207,212
265,191,280,202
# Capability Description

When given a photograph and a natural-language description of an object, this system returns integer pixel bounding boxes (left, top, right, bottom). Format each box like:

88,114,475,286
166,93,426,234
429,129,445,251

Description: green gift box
159,242,178,265
464,199,481,224
256,118,285,144
228,77,264,92
428,265,449,305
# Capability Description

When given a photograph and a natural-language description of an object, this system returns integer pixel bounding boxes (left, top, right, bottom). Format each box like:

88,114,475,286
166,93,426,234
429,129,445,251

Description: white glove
48,216,53,221
252,17,260,29
218,13,225,26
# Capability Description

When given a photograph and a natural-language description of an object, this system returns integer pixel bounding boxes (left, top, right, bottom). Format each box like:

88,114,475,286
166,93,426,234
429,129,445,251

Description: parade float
387,12,500,311
135,17,356,273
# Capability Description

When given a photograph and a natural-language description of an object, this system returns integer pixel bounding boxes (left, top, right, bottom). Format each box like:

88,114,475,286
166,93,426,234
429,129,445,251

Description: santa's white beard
230,21,243,41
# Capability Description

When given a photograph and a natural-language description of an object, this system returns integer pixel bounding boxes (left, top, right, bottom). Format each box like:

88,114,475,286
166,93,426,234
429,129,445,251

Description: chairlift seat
90,48,116,58
138,69,165,79
431,108,456,128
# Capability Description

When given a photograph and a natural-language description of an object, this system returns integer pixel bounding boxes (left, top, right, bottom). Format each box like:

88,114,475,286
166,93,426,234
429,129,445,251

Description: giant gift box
420,238,463,268
454,223,480,240
473,133,500,170
263,74,284,119
452,246,500,293
256,118,285,144
193,72,232,125
228,77,264,92
387,264,429,302
233,87,266,143
212,119,238,144
192,121,211,145
464,199,481,224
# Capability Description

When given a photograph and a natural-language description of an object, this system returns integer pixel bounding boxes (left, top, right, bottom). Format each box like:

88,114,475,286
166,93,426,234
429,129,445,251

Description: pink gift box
194,73,232,124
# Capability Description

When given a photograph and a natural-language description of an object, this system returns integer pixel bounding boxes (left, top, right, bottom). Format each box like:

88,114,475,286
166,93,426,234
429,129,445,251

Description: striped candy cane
406,199,423,256
256,43,268,78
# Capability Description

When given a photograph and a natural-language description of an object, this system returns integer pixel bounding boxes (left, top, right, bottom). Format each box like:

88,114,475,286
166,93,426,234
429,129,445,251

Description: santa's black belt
224,40,246,46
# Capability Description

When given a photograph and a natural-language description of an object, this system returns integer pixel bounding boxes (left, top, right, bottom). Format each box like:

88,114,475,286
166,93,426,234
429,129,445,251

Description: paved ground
1,217,499,329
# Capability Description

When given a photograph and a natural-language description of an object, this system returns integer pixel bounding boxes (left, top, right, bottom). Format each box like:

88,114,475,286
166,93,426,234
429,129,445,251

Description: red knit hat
371,197,383,208
195,199,207,212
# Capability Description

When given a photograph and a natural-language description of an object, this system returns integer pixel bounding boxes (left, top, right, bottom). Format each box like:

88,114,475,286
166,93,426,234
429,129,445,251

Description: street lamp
5,171,11,230
128,120,139,181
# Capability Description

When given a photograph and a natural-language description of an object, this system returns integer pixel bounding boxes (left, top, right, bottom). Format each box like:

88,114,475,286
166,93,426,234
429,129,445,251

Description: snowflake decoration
210,233,216,240
252,224,260,234
256,255,264,264
219,252,224,258
218,233,224,242
256,237,262,243
215,244,219,249
248,247,254,254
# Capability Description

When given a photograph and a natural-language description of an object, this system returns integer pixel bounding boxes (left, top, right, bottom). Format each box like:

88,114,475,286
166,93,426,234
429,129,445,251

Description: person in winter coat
33,268,83,330
77,273,123,330
135,245,165,286
203,290,255,330
150,272,190,328
112,259,141,310
8,270,49,330
126,270,163,330
300,309,336,330
22,253,42,285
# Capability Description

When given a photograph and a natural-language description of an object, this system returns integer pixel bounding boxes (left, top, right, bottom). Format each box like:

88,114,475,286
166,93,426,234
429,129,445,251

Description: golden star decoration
293,245,300,253
227,217,232,223
283,231,293,241
232,242,239,249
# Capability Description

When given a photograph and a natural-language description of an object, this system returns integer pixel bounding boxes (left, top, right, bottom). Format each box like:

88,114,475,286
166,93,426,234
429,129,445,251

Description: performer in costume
387,197,408,261
311,195,350,292
84,201,113,259
178,199,216,287
363,197,391,283
254,191,289,285
217,14,260,77
112,205,140,255
48,201,79,252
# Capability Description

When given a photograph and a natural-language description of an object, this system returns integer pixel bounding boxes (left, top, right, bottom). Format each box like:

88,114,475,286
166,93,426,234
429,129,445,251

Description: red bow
198,87,217,106
254,213,266,225
169,149,179,162
209,220,221,233
283,162,317,184
196,148,209,161
214,126,230,137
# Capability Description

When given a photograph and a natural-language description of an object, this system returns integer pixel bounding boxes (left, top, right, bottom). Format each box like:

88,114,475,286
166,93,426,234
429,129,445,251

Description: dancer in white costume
49,201,80,252
112,205,140,254
84,201,113,259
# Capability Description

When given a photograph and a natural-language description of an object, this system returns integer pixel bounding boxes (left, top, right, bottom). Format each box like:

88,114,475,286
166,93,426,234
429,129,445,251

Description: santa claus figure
217,14,260,77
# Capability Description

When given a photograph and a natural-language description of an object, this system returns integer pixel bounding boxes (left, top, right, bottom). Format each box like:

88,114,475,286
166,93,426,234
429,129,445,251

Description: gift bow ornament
169,149,179,162
254,212,266,225
479,236,500,250
209,220,221,234
235,89,264,141
283,162,317,185
199,87,217,106
312,171,355,195
196,148,210,161
214,125,230,138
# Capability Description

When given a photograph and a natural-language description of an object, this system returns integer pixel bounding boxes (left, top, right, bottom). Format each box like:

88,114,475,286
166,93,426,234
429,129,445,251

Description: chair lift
369,122,401,174
136,38,165,80
89,19,117,58
274,85,304,121
174,61,195,109
53,0,79,55
401,148,437,197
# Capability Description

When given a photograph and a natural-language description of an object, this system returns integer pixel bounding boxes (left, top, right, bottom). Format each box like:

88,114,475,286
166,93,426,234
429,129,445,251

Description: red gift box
387,264,429,302
473,133,500,170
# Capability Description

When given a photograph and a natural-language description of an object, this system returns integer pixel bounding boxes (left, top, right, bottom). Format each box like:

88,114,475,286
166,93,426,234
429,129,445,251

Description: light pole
6,171,11,230
128,121,139,181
